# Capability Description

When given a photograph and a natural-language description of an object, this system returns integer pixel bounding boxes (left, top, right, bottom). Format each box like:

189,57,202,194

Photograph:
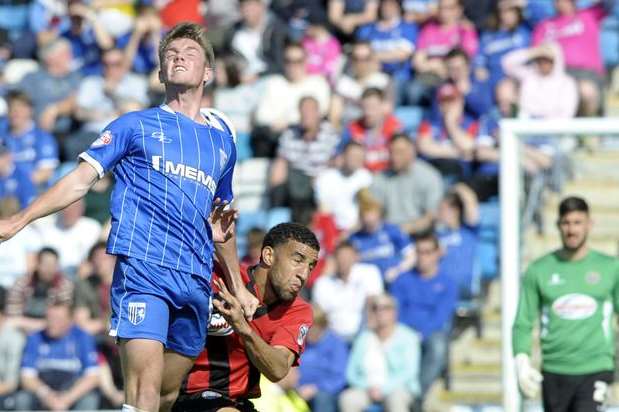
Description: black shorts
542,370,613,412
172,391,258,412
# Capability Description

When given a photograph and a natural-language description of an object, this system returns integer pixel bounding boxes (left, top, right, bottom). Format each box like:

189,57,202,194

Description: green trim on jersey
512,250,619,375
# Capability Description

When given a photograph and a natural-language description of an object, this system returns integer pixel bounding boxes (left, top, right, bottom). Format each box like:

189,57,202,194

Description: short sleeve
268,303,313,365
387,224,413,254
78,330,99,375
35,130,59,170
79,114,136,178
20,333,40,375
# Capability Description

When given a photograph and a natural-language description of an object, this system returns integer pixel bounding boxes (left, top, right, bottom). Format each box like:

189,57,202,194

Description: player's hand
212,278,252,335
209,198,238,243
235,285,259,320
0,215,23,244
368,387,383,402
297,384,319,400
515,353,543,398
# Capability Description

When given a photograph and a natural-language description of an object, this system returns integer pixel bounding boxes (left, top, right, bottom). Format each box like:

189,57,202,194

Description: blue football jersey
79,105,236,279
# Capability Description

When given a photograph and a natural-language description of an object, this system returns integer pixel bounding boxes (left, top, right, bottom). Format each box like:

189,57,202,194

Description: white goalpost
500,118,619,412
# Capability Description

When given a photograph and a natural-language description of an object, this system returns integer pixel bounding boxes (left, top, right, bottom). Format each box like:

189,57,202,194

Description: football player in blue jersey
0,23,259,412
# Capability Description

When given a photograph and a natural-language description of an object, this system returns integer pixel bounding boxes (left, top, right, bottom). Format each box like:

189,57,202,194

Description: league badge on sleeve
297,324,309,346
91,130,113,148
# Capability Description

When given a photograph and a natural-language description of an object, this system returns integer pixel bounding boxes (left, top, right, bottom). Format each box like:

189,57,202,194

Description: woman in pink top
302,11,343,84
532,0,611,116
412,0,478,104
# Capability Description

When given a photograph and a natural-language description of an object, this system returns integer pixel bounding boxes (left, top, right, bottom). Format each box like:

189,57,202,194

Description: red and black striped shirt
183,265,313,399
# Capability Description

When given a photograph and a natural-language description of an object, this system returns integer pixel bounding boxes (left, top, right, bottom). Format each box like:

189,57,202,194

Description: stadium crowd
0,0,618,410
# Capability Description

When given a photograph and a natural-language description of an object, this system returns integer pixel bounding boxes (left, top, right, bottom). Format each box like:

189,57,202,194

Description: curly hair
262,223,320,253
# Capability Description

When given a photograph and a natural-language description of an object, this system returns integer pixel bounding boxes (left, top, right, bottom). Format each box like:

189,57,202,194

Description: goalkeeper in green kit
513,196,619,412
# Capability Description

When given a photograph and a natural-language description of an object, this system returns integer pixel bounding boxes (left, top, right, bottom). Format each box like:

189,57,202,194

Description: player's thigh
167,275,211,358
110,257,173,343
161,350,196,396
542,371,576,412
571,370,613,412
120,338,165,386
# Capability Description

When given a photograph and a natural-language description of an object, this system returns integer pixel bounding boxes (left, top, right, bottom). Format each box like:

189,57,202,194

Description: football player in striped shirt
173,223,318,412
0,22,258,412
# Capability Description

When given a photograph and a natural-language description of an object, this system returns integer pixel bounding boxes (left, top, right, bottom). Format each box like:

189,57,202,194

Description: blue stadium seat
394,105,423,135
477,199,500,281
601,16,619,68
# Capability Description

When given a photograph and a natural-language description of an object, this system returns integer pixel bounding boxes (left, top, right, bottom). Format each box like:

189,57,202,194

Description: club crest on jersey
152,131,172,144
128,302,146,325
208,311,233,336
297,324,309,346
91,130,113,148
586,271,601,285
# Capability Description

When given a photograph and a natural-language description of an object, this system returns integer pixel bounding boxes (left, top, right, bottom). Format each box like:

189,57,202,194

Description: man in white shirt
312,241,383,342
314,141,372,232
38,198,101,277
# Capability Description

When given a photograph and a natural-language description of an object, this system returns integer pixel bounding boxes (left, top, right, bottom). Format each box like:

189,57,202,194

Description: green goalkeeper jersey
513,249,619,374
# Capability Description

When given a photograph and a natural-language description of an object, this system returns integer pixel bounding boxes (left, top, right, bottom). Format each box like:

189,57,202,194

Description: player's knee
159,388,181,412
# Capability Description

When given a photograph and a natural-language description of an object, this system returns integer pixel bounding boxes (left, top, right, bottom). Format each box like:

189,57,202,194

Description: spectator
16,298,100,411
389,231,458,398
357,0,418,105
0,144,37,210
60,0,113,76
314,141,373,232
270,0,328,41
349,189,416,283
330,40,392,128
252,42,332,157
269,96,340,222
502,43,579,120
328,0,379,36
17,38,81,134
474,0,531,91
413,0,479,103
213,53,264,146
0,288,25,411
6,247,73,334
157,0,204,29
0,197,40,290
302,9,343,83
223,0,288,78
72,47,148,157
444,48,494,119
252,369,310,412
117,4,162,76
403,0,438,24
0,0,35,59
339,293,421,412
313,241,383,342
436,184,480,299
241,227,266,267
297,305,349,412
38,198,102,276
532,0,611,116
0,91,59,189
73,242,114,336
340,87,403,172
303,205,340,289
417,82,479,181
473,79,553,202
29,0,70,47
370,134,444,235
75,47,148,132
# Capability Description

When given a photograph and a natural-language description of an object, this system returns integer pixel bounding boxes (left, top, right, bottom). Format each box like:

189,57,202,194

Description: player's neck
558,245,589,261
164,86,205,124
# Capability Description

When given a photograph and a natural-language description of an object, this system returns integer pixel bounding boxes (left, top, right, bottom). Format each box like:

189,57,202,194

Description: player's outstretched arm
0,161,99,243
213,278,295,382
